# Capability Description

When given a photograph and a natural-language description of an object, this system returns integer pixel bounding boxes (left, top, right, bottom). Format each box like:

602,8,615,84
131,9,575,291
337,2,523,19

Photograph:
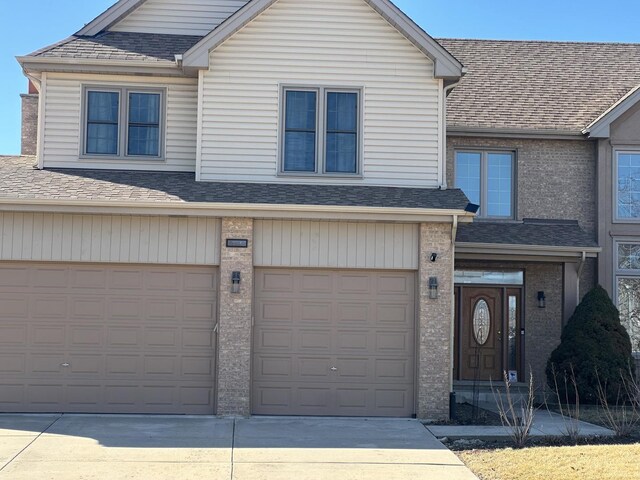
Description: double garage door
253,269,417,417
0,263,218,414
1,263,416,417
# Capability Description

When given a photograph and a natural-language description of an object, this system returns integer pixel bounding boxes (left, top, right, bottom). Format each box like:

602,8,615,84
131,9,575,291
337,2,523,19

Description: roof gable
110,0,249,36
76,0,145,36
77,0,249,37
181,0,463,80
584,85,640,138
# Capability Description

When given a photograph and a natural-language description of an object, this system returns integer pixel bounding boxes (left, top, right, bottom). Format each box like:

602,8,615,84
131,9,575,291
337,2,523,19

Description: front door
459,287,504,381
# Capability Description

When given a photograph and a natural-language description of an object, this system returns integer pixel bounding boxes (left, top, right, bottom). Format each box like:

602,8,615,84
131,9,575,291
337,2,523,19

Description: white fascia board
584,85,640,139
182,0,464,80
0,198,475,223
76,0,147,36
17,56,188,78
447,126,585,141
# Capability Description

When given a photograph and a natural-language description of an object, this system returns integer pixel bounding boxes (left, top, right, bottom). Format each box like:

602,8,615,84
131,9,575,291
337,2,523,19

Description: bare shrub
595,369,640,437
546,364,581,443
492,371,537,448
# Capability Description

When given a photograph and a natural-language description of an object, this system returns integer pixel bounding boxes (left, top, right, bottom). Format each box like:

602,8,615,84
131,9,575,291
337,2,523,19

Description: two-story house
4,0,640,420
3,0,474,420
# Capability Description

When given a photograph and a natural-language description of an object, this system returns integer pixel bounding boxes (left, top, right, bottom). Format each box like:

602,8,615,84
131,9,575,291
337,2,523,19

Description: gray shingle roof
439,38,640,133
456,219,597,248
0,157,470,211
30,32,203,62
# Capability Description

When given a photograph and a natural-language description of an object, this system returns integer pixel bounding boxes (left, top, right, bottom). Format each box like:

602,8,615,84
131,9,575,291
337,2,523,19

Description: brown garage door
253,269,416,417
0,263,218,414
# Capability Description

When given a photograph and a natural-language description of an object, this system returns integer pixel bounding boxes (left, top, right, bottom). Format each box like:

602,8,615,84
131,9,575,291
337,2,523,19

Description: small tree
546,286,635,404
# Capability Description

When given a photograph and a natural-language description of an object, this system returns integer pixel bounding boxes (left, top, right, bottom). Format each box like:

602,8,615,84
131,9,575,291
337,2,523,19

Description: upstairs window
83,87,164,159
455,150,515,218
616,152,640,220
86,91,120,155
282,87,360,176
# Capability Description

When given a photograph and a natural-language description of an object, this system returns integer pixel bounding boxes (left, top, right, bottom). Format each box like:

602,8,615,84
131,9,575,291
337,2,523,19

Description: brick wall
217,217,253,416
418,223,454,421
21,94,38,156
446,137,597,236
447,135,598,304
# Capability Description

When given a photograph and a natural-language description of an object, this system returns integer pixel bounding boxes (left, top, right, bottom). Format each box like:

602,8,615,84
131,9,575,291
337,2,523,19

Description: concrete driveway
0,415,477,480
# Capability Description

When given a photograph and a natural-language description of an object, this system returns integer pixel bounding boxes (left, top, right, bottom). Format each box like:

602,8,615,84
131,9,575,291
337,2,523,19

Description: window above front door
454,150,516,219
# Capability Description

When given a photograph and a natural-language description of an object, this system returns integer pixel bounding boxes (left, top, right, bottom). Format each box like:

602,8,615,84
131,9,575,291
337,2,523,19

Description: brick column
417,222,454,421
217,218,254,416
21,94,39,156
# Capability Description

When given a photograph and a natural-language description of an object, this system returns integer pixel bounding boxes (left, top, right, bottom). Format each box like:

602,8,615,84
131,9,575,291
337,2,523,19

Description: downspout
449,214,459,406
440,80,461,189
576,251,587,301
451,214,458,247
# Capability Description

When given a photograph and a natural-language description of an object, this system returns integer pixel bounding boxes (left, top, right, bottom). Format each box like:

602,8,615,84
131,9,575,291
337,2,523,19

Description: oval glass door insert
473,299,491,345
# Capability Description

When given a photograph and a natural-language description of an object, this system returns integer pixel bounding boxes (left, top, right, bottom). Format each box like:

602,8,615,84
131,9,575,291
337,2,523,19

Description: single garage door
253,269,416,417
0,263,218,414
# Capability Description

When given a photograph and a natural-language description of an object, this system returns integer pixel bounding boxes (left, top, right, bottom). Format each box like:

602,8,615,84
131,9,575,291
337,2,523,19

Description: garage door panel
70,326,104,348
0,355,26,374
106,355,140,376
182,329,216,349
0,266,29,286
0,295,29,318
259,302,294,323
32,325,66,346
0,325,27,345
253,268,416,417
109,298,142,319
0,263,218,414
183,300,216,321
33,296,67,318
71,269,108,289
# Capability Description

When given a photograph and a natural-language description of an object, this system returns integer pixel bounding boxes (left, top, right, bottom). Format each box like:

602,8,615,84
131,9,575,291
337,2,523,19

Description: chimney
20,80,39,156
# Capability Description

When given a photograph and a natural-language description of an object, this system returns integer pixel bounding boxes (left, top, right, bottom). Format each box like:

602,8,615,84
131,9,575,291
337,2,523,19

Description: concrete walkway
427,408,615,441
0,414,478,480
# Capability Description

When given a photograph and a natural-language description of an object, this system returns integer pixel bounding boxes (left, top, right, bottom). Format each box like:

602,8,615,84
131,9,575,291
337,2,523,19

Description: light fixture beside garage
429,277,439,299
232,271,241,294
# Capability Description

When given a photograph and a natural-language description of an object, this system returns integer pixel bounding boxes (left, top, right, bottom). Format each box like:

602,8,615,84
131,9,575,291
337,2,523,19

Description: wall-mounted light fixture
429,277,439,300
537,291,546,309
430,253,438,263
231,271,241,294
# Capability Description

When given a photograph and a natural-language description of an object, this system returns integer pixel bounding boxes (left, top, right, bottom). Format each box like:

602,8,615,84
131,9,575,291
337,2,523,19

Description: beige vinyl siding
111,0,248,36
254,220,419,270
41,73,198,171
199,0,442,187
0,213,220,265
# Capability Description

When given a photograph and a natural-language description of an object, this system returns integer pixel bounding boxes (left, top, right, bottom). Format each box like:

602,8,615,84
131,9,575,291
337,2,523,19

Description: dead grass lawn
459,444,640,480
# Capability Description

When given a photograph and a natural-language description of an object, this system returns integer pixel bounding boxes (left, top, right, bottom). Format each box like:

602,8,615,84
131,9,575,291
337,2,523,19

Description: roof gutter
456,242,600,258
0,198,476,224
447,126,586,141
16,56,188,78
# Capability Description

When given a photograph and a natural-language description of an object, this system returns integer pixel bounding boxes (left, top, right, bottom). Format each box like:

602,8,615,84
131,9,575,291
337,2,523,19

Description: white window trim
614,150,640,223
81,85,166,161
278,85,363,178
454,149,517,219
